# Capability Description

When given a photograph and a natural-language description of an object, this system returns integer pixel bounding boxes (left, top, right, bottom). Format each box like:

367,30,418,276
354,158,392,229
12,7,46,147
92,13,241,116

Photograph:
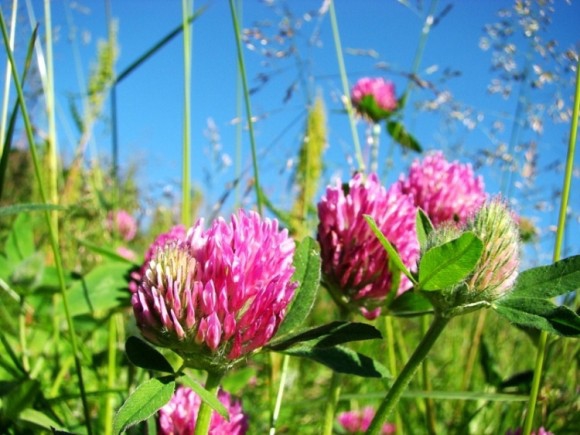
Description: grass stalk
229,0,263,214
0,0,18,154
269,354,290,435
382,315,402,432
0,12,93,434
367,314,450,434
322,370,342,435
103,314,117,435
181,0,193,226
328,0,364,172
522,57,580,435
420,315,436,434
234,0,243,207
194,370,224,435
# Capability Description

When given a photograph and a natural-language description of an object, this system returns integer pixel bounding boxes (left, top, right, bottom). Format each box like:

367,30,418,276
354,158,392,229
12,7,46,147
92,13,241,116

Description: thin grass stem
269,354,290,435
382,315,402,432
522,58,580,435
181,0,193,226
0,0,18,154
328,0,364,172
0,12,93,434
229,0,263,214
103,314,117,435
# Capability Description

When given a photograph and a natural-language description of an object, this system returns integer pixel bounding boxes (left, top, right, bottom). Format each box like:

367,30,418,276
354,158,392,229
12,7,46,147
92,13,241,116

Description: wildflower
116,246,137,262
317,173,419,318
351,77,397,122
132,210,297,371
107,210,138,241
158,386,248,435
337,407,395,434
398,151,486,227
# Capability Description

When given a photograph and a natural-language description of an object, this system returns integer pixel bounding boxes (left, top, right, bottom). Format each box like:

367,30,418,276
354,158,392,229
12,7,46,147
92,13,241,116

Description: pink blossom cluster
106,210,138,242
397,151,486,227
317,173,419,318
337,407,395,434
132,210,297,369
351,77,398,121
158,386,248,435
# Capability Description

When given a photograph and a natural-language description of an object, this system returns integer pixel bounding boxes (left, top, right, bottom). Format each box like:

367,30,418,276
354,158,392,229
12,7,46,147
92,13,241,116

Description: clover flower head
337,407,395,434
107,210,138,241
158,386,248,435
132,210,297,371
351,77,397,122
398,151,486,227
317,173,419,318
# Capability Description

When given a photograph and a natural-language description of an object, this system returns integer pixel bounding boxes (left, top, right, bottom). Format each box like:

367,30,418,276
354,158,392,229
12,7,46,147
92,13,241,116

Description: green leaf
388,291,433,317
364,215,417,285
77,237,141,265
10,252,45,291
493,297,580,337
5,213,35,262
113,376,175,434
0,203,67,217
275,237,321,338
62,261,132,317
125,336,174,373
508,255,580,299
418,232,483,291
2,379,40,419
416,208,434,251
268,321,382,351
386,121,422,152
281,345,389,378
178,375,228,419
17,408,68,432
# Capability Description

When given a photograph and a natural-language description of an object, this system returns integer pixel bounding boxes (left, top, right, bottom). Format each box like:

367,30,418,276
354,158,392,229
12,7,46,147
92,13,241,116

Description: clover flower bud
107,210,138,241
351,77,397,122
337,406,395,434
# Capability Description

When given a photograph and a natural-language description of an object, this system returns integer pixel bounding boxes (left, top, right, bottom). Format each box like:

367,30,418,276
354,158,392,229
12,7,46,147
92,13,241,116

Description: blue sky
3,0,580,262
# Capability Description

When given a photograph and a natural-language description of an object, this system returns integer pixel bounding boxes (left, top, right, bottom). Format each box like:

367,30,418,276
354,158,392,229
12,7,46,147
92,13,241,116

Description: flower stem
369,123,381,173
522,57,580,435
229,0,263,214
381,315,402,432
328,0,364,172
420,315,436,435
322,370,342,435
194,370,224,435
367,314,450,434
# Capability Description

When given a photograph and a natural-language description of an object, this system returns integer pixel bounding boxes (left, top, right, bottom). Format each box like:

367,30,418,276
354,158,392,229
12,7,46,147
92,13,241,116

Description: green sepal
386,121,422,152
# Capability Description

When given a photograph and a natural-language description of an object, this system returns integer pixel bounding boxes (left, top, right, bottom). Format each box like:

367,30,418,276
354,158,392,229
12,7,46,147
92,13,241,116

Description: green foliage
113,376,176,434
125,336,175,373
386,121,422,152
418,232,483,291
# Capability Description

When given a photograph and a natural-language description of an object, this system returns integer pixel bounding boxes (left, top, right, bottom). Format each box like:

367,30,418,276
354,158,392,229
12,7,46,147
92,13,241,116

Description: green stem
103,314,117,435
369,123,381,173
181,0,192,226
322,370,342,435
382,315,402,432
19,301,29,372
420,315,436,435
194,370,224,435
269,354,290,435
367,314,450,434
328,0,364,172
522,58,580,435
0,0,17,154
229,0,262,214
0,12,92,434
